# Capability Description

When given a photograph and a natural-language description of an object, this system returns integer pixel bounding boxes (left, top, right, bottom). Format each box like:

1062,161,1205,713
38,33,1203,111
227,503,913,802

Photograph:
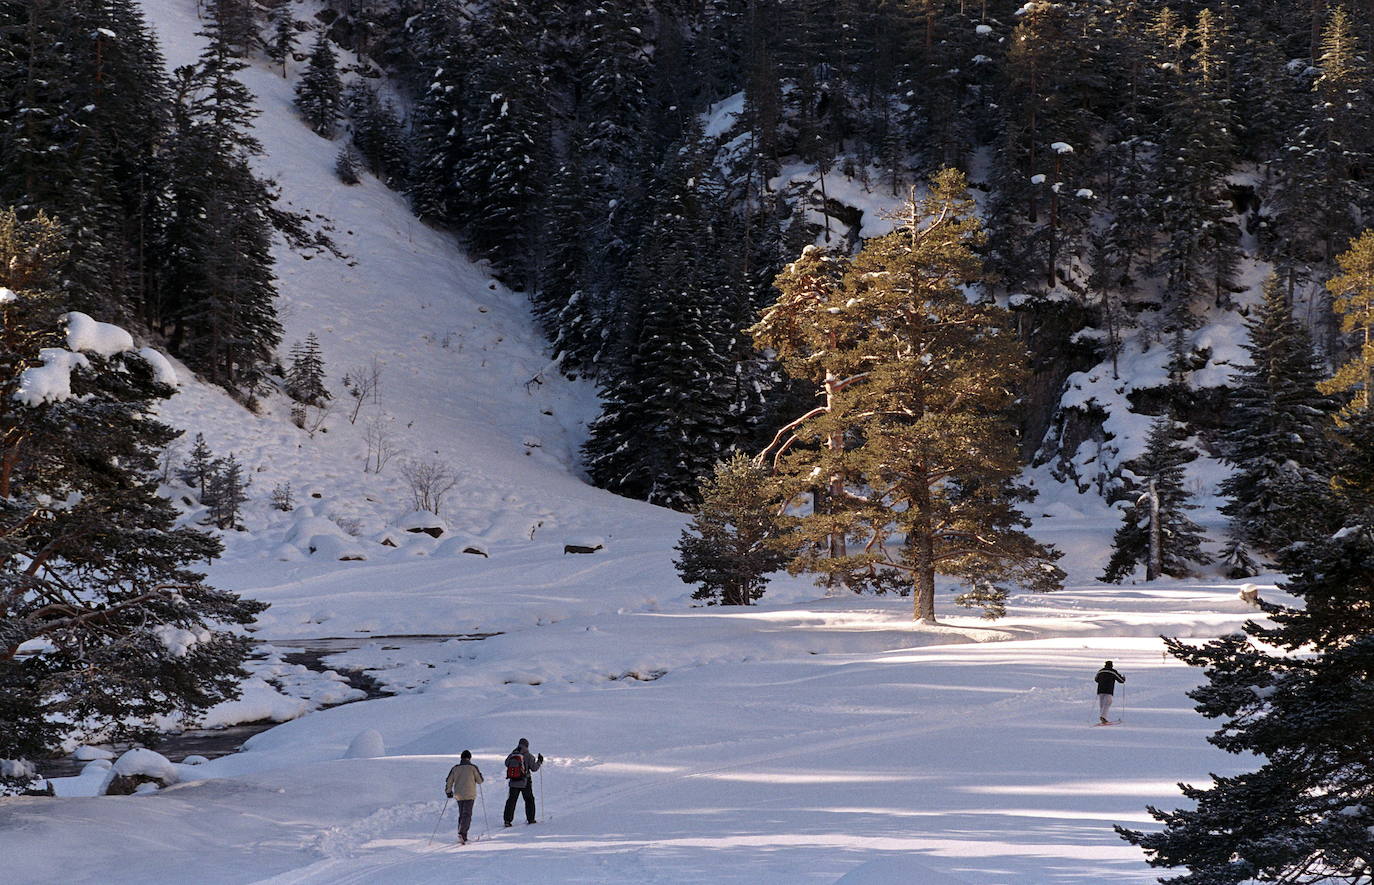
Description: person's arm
528,752,542,772
475,766,484,784
1116,670,1126,683
445,766,457,796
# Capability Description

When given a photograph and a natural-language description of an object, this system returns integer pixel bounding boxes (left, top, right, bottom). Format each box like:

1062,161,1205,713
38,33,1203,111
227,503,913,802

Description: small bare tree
292,400,333,438
159,438,185,484
342,357,383,424
270,481,294,512
362,416,401,473
399,458,457,515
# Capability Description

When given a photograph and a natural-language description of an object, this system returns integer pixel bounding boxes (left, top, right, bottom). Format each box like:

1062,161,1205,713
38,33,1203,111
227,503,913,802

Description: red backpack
505,752,526,780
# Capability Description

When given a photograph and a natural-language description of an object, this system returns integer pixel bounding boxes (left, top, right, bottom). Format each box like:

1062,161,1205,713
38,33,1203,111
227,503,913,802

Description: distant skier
1095,660,1126,723
502,738,543,826
445,750,484,844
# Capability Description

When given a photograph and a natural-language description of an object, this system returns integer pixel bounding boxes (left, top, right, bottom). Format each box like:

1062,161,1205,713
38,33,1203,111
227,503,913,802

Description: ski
1092,720,1123,726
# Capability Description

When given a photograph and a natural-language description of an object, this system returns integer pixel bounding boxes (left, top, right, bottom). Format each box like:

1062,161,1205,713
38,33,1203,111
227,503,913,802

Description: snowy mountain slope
131,0,701,635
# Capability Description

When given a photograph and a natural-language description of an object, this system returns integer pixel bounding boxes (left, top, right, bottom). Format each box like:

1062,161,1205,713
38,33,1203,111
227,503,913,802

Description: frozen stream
35,634,496,780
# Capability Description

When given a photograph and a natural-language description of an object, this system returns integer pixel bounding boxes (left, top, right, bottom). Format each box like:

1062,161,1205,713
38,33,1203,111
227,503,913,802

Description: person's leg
458,799,474,841
504,786,519,825
1099,693,1113,720
523,782,537,823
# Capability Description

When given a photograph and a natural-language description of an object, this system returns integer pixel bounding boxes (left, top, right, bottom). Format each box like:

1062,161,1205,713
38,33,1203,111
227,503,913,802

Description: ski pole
428,797,450,847
1121,683,1127,723
479,781,491,840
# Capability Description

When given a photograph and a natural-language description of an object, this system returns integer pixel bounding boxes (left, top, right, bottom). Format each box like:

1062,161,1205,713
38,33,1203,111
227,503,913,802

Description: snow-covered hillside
134,0,697,638
0,2,1285,883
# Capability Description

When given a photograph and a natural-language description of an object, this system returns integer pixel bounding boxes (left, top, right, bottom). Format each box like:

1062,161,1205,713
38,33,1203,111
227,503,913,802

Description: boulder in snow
106,748,179,795
305,534,369,561
435,535,489,558
397,510,449,539
563,536,605,555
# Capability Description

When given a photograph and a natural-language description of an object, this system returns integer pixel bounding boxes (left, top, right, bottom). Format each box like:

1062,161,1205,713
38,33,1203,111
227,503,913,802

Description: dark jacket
1095,667,1125,694
505,747,541,789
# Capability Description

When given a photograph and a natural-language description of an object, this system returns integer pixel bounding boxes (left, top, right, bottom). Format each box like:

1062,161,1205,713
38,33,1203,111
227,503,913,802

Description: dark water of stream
35,633,497,781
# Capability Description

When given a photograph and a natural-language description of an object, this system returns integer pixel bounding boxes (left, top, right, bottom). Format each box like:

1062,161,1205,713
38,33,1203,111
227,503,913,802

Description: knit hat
460,749,471,760
518,738,529,748
1104,660,1113,668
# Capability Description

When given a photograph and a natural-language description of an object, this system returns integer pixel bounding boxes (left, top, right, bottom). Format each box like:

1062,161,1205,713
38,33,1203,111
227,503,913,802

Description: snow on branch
13,313,178,406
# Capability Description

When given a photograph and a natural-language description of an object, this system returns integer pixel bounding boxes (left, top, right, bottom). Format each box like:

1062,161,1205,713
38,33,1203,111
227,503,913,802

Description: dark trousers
504,782,535,824
456,798,475,839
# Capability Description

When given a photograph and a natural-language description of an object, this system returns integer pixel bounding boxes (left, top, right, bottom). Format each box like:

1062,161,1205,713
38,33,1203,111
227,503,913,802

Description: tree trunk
1146,478,1162,581
824,370,848,594
909,480,937,622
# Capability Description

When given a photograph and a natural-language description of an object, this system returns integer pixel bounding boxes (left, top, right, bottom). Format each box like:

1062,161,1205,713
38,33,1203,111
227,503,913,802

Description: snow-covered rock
343,729,385,759
107,748,180,795
73,745,115,762
305,534,369,561
397,510,449,538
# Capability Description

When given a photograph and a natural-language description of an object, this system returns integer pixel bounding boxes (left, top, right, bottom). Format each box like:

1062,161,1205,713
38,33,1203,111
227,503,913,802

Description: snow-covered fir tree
206,453,248,530
1218,276,1340,555
295,27,343,138
0,209,263,762
285,333,330,405
675,454,787,606
1101,416,1212,583
179,432,218,501
582,142,743,510
159,13,282,394
267,6,297,77
1120,524,1374,884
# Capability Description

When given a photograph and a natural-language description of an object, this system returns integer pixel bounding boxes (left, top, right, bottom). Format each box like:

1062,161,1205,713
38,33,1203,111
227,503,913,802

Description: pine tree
346,83,405,185
406,5,471,224
179,432,218,500
455,3,551,285
0,208,264,761
1218,276,1340,554
1330,407,1374,518
1219,538,1263,579
1101,416,1213,583
0,0,171,320
675,455,788,606
208,0,256,56
285,332,330,405
335,146,361,185
1268,6,1372,280
295,27,343,138
267,7,297,77
1152,8,1242,326
206,453,248,530
1322,229,1374,412
159,16,282,393
1119,525,1374,884
582,143,742,509
752,170,1063,621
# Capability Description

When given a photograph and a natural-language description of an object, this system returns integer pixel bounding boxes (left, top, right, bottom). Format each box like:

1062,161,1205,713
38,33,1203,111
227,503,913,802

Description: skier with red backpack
502,738,543,827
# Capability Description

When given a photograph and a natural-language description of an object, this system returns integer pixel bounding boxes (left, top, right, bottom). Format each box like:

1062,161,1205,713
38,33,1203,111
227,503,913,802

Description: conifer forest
2,1,1373,883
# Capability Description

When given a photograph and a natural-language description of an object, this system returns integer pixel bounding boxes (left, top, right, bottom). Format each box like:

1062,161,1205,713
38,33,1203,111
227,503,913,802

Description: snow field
4,603,1259,884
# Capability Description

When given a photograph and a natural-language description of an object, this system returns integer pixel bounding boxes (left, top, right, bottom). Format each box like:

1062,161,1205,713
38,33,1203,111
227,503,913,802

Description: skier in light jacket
1095,661,1126,723
445,750,484,844
502,738,543,826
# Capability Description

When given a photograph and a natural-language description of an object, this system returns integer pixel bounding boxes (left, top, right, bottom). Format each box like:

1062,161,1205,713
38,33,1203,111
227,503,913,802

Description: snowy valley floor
2,545,1274,885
